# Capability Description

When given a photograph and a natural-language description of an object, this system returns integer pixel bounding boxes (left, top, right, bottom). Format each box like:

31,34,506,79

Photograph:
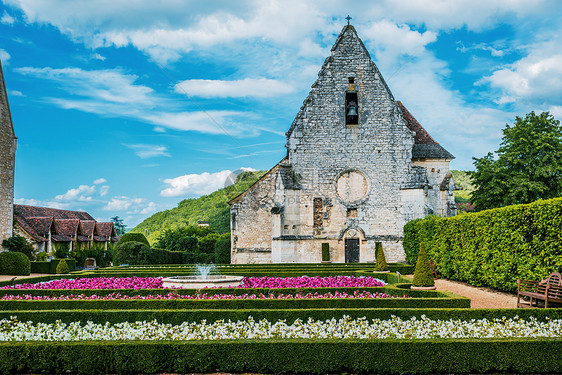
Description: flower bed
0,291,405,301
0,315,560,341
0,276,385,290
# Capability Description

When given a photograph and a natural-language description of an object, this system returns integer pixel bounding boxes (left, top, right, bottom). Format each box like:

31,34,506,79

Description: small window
313,198,323,228
345,78,358,125
347,208,357,218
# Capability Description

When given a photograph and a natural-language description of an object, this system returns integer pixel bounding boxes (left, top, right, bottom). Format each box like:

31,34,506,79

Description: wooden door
345,239,360,263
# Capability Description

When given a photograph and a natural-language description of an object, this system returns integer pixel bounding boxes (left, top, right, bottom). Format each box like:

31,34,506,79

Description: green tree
111,216,127,236
470,112,562,210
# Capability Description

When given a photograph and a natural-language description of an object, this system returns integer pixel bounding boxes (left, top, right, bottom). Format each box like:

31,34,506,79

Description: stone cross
346,15,352,25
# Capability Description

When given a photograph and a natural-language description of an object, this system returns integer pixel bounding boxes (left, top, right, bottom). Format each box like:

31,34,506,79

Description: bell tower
0,59,17,244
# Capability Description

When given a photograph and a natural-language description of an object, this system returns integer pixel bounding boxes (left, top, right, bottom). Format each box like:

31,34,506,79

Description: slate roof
14,205,94,221
12,205,116,245
398,101,454,160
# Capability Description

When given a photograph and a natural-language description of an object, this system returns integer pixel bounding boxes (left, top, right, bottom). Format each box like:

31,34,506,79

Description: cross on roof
346,15,352,25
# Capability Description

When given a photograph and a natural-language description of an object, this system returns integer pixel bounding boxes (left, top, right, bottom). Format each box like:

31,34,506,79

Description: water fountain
162,264,244,289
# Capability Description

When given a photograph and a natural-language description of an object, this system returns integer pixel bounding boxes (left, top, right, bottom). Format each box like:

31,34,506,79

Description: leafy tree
470,112,562,210
2,236,37,261
111,216,127,236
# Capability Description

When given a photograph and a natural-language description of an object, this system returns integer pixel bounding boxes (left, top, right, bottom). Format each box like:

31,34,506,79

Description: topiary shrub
321,243,330,262
2,236,37,261
114,241,151,265
116,233,150,248
374,242,388,271
56,259,70,274
412,242,435,287
215,238,231,264
0,252,31,275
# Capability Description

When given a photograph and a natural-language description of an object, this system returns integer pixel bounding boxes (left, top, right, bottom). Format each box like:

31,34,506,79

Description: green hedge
30,260,77,274
0,252,30,275
1,339,562,374
115,232,149,247
0,293,469,311
403,198,562,292
2,307,562,326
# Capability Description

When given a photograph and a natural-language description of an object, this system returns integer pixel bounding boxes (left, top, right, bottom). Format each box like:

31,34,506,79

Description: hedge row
403,198,562,292
0,294,469,311
30,259,76,274
0,286,446,299
1,339,562,374
2,307,562,325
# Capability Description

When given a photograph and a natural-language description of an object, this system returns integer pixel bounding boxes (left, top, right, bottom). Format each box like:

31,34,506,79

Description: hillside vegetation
451,170,474,203
131,170,266,244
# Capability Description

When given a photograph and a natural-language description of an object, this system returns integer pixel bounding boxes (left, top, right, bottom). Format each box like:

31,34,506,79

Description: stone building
229,25,456,264
13,205,118,253
0,59,17,245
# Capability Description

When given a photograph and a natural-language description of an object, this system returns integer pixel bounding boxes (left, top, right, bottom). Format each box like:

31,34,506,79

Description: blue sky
1,0,562,228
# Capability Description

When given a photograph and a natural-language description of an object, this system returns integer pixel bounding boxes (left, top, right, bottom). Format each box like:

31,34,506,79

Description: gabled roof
23,217,53,236
80,220,96,237
398,101,454,160
14,205,95,221
96,222,116,238
54,219,80,237
0,59,15,138
13,215,48,242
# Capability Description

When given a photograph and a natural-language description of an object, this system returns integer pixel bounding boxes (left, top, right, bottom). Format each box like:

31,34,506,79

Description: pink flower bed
0,277,163,290
0,275,386,290
0,291,407,301
240,276,386,289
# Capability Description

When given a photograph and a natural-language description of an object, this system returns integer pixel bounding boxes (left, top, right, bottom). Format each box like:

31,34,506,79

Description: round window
336,170,368,203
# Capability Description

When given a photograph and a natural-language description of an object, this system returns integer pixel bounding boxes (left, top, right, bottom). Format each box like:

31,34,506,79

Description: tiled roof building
13,204,118,253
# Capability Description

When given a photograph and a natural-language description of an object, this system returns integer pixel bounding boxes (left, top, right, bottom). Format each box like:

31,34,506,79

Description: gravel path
434,278,517,308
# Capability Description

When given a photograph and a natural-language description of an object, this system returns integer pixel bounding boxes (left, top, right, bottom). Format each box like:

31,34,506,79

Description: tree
470,112,562,210
111,216,127,236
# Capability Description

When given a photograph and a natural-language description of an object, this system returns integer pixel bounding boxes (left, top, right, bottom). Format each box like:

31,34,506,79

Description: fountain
162,264,244,289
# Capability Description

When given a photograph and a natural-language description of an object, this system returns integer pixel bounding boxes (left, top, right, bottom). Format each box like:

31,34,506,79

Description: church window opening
313,198,323,228
345,78,358,125
347,208,357,218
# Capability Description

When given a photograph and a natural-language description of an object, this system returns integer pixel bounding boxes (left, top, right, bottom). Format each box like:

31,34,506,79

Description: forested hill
131,170,266,244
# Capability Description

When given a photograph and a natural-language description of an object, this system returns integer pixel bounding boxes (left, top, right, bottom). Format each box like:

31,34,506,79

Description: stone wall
0,62,16,246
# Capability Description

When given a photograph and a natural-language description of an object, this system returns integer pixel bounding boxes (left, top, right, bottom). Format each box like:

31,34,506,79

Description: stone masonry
0,59,17,246
229,25,455,264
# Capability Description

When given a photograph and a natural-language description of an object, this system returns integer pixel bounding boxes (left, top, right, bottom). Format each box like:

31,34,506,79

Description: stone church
229,24,456,264
0,59,17,245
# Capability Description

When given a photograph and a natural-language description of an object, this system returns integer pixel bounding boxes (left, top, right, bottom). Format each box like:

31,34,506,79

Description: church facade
0,60,17,245
229,25,456,264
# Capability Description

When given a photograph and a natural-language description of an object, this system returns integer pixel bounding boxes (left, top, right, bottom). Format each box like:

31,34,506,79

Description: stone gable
230,25,455,264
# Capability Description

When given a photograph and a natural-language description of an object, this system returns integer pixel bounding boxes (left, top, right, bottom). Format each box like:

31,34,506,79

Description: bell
347,104,358,117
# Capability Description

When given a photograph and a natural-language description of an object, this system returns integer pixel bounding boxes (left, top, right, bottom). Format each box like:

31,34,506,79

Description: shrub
403,198,562,291
198,235,218,254
2,236,37,261
114,241,150,265
177,236,198,252
116,233,150,247
183,252,214,264
321,243,330,262
54,242,70,259
374,242,388,271
0,251,31,275
55,259,70,274
215,239,231,264
412,243,434,287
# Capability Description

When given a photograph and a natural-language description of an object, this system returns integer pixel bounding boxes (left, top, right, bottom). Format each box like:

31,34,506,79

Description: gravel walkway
434,278,517,308
0,274,50,282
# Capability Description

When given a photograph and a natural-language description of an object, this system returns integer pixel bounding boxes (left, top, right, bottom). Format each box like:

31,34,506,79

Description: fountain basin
162,275,244,289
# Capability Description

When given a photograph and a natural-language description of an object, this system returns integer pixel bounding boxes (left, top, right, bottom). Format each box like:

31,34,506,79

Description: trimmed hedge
403,198,562,292
214,239,230,264
0,252,30,276
0,294,469,311
2,307,562,326
115,232,149,247
1,339,562,374
31,260,77,274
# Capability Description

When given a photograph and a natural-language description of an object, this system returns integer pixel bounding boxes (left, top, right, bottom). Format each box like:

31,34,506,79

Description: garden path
433,278,517,308
0,273,50,282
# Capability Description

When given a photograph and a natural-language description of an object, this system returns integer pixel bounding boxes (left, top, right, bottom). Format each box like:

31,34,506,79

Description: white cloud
123,144,171,159
14,197,70,210
91,53,106,61
174,78,294,98
99,185,110,197
161,169,235,197
0,49,11,64
1,11,15,25
103,196,157,215
55,184,96,201
93,178,107,184
8,90,23,97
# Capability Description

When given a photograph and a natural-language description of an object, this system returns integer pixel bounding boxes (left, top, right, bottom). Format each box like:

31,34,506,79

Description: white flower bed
0,315,561,342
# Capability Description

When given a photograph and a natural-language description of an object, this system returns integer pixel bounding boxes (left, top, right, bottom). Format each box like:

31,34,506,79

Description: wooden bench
517,272,562,308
